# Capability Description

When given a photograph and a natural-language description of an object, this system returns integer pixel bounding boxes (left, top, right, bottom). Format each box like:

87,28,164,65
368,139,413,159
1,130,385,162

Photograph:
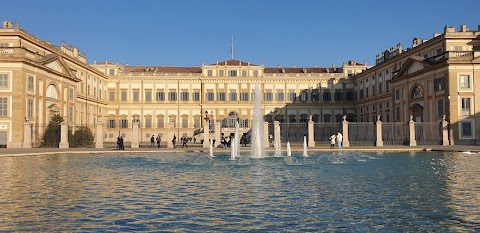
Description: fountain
302,136,309,157
286,141,292,157
250,83,264,158
209,138,214,157
230,121,240,160
274,123,282,157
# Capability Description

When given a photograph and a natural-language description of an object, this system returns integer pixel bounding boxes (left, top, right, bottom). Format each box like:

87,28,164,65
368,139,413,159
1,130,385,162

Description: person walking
329,133,336,149
156,135,161,148
182,136,188,148
172,134,176,148
336,131,343,149
150,135,155,148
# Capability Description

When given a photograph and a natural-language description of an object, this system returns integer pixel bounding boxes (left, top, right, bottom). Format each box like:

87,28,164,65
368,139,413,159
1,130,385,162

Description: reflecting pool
0,151,479,231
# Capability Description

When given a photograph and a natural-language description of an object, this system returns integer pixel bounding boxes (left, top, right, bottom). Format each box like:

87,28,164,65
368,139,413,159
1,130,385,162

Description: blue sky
3,0,480,67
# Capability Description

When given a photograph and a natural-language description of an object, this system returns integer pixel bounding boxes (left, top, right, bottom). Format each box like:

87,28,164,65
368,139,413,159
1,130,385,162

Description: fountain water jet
303,136,309,157
286,141,292,157
231,121,240,160
209,138,214,157
250,83,264,158
274,123,282,157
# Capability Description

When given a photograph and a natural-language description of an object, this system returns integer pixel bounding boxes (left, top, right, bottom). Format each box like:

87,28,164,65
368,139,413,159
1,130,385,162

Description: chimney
126,63,129,67
412,38,420,48
292,64,296,68
170,64,173,67
313,64,317,68
277,65,281,68
161,64,164,67
460,24,467,32
195,64,198,67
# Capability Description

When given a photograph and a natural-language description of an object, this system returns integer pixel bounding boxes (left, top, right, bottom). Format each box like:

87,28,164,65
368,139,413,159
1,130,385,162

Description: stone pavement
1,144,480,157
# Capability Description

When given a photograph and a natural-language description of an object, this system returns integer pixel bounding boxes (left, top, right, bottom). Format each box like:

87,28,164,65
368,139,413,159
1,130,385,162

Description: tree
72,126,94,147
41,114,63,147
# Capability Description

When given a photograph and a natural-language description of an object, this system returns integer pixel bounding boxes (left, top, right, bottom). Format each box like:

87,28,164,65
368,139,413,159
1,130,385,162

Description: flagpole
231,36,234,59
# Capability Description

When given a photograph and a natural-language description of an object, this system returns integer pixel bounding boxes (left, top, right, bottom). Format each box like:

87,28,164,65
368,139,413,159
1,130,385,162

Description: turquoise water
0,151,479,232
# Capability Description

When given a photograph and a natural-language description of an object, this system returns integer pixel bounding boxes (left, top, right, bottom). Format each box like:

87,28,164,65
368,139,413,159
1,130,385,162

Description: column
441,115,449,146
342,115,349,147
59,122,69,148
131,120,139,148
22,120,32,148
203,119,210,148
214,121,221,148
408,115,417,146
95,118,104,148
375,115,383,147
167,122,175,148
264,122,270,148
308,116,315,147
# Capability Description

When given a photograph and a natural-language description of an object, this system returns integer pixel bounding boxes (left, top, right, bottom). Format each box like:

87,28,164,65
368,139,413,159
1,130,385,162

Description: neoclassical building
1,20,479,147
353,24,480,145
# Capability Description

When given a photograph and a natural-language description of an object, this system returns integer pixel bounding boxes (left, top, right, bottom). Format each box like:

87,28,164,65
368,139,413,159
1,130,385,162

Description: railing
382,122,408,146
348,122,376,146
0,47,43,60
314,122,342,145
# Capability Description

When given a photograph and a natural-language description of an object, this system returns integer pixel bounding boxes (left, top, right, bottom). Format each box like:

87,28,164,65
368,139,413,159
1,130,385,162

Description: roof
124,66,202,73
209,59,258,66
95,61,114,65
264,67,343,74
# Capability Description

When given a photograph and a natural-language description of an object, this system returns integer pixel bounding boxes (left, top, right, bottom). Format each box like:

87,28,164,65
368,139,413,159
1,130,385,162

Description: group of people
150,135,162,148
170,134,193,148
116,136,125,150
329,131,343,149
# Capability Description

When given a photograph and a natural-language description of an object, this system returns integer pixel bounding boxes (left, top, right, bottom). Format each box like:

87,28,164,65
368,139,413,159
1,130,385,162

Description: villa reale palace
1,20,479,148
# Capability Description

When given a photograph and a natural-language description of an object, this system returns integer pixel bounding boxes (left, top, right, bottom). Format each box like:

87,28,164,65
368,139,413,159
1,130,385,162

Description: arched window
46,84,57,99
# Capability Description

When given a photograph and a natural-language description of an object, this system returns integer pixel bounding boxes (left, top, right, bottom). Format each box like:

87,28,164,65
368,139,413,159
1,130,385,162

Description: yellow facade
1,20,479,147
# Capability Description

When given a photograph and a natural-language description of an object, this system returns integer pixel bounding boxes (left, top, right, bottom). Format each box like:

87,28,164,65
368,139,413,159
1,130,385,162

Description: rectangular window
121,91,127,101
133,90,139,102
157,118,164,128
109,69,115,76
120,119,128,128
264,92,273,101
334,92,343,101
323,92,331,101
0,74,8,88
300,92,307,101
181,92,189,101
395,106,400,121
207,70,212,76
395,89,400,101
359,90,364,99
346,91,354,101
182,118,188,128
192,92,200,101
228,70,237,76
311,92,319,101
276,92,284,101
69,106,73,121
108,119,115,128
168,91,177,101
145,118,152,128
437,99,444,116
219,70,224,77
0,43,10,47
27,75,34,91
206,92,215,101
240,92,248,101
461,121,473,138
156,91,165,101
145,91,152,101
242,70,247,77
217,92,225,101
288,92,296,101
378,82,382,94
27,99,34,118
461,98,471,116
229,92,237,101
253,71,259,77
109,91,115,101
434,77,445,91
69,88,74,101
460,75,470,89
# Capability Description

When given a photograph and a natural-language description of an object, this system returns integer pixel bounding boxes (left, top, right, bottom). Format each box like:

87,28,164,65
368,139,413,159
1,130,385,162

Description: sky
3,0,480,68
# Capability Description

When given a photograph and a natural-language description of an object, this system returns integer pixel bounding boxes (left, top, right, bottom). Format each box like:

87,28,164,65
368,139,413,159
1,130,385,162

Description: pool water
0,151,479,232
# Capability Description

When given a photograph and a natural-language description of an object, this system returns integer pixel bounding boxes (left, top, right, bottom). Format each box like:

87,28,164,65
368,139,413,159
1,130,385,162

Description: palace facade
0,20,479,147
